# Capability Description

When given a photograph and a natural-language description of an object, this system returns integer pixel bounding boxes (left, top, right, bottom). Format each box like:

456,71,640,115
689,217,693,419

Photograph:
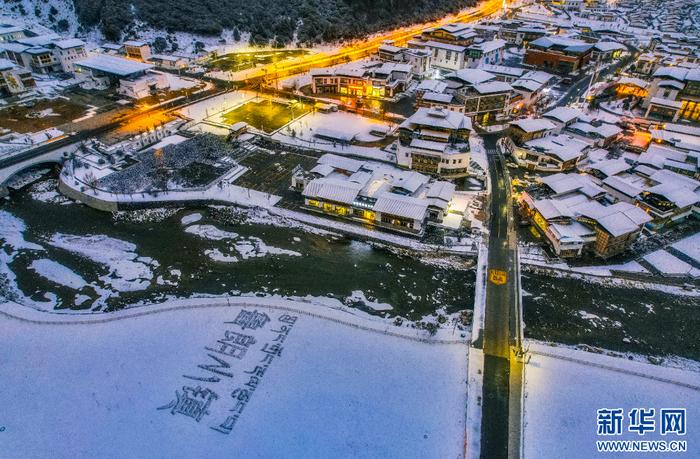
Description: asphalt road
480,134,521,459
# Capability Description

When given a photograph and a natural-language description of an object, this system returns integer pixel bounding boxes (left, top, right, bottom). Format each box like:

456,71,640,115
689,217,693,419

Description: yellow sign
489,269,508,285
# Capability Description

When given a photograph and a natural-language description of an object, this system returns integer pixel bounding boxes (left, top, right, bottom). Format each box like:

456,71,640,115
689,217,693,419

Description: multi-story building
0,58,35,96
503,133,590,172
310,62,412,98
524,36,593,74
519,173,652,258
53,39,88,73
498,21,550,46
0,35,86,74
396,107,472,179
643,66,700,122
463,39,507,69
445,68,513,124
378,42,432,79
124,40,152,62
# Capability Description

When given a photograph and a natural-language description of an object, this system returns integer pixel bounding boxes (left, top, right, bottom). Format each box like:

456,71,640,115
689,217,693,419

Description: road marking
488,269,508,285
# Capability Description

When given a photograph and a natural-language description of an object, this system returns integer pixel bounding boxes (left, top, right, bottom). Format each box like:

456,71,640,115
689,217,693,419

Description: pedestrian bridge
0,143,77,197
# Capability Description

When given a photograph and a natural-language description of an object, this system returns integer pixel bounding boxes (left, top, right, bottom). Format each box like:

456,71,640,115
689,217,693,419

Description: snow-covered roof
0,58,16,71
76,54,153,77
447,68,496,85
511,79,541,92
124,40,149,47
425,181,456,203
589,159,629,177
400,107,472,132
602,175,642,197
525,135,589,162
392,172,429,194
416,80,448,93
421,92,455,104
649,97,684,109
645,183,700,208
617,76,649,89
478,64,525,78
567,122,622,139
314,128,356,143
422,40,467,53
670,233,700,265
643,250,696,276
373,192,429,221
469,39,506,54
529,36,593,53
510,118,556,133
303,178,363,205
657,79,685,90
543,106,583,124
0,42,29,53
652,66,700,82
410,138,448,152
317,154,364,173
473,81,513,94
594,41,626,52
540,173,604,197
54,39,85,49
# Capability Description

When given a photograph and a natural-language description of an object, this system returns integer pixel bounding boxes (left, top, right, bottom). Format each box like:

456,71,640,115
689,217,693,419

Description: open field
221,99,312,133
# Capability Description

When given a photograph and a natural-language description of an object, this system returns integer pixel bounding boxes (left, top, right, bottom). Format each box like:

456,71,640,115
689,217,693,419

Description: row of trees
73,0,475,45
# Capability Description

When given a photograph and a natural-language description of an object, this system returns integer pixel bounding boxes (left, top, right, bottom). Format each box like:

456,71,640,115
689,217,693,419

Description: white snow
180,212,203,225
184,224,238,240
0,210,44,251
670,233,700,266
347,290,394,311
28,179,73,205
644,249,697,276
205,248,238,263
48,233,156,292
523,341,700,459
233,237,301,260
29,259,87,290
0,298,468,458
271,111,396,162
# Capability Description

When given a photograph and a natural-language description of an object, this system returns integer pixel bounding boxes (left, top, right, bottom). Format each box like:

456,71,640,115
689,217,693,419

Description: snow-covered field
271,111,396,162
523,342,700,459
0,299,468,458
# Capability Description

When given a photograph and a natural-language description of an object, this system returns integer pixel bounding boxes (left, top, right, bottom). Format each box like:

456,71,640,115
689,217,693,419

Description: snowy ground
0,298,468,458
177,91,258,123
523,341,700,459
271,111,396,162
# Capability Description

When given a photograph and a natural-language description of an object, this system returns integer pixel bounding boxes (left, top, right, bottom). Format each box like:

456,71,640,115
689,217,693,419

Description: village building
75,54,169,98
504,133,591,172
519,172,652,258
643,65,700,122
310,62,412,98
444,68,514,124
524,36,594,74
377,42,432,79
396,107,472,179
124,40,152,62
0,35,87,74
294,154,466,235
0,58,35,96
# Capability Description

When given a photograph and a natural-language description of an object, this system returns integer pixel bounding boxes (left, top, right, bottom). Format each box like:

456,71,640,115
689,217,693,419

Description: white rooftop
76,54,153,77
